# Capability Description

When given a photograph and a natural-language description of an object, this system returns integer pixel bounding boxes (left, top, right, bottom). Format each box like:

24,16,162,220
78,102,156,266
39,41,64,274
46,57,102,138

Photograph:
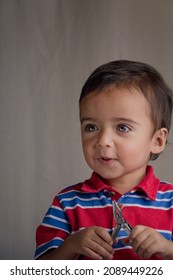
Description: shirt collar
134,165,160,200
81,165,160,201
81,172,110,193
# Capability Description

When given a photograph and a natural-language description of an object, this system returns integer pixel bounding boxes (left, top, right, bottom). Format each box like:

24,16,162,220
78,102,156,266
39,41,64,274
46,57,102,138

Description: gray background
1,0,173,259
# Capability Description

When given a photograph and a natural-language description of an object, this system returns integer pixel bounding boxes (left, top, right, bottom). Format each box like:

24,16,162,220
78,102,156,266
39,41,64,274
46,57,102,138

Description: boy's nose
97,129,113,148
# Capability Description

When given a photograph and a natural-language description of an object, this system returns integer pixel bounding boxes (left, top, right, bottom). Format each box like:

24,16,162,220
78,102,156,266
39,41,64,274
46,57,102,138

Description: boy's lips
97,156,117,165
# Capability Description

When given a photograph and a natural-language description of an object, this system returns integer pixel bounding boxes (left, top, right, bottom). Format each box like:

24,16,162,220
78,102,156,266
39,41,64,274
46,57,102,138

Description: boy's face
80,86,167,191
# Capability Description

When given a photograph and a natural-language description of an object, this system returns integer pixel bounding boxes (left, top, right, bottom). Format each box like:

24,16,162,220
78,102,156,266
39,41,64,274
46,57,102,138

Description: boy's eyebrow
80,117,140,125
80,117,97,122
115,118,140,126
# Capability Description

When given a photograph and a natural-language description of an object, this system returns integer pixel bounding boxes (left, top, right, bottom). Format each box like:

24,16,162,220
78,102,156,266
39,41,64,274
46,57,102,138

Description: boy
35,60,173,260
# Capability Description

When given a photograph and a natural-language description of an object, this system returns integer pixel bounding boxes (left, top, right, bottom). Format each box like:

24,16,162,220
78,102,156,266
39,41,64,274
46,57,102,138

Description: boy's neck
103,167,147,194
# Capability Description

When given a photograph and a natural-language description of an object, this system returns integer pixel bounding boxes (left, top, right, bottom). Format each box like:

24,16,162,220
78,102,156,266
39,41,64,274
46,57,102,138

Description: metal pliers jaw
111,200,132,241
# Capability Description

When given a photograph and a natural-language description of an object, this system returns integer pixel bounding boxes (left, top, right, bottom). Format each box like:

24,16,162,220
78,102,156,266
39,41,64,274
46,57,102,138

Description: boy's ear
151,128,168,154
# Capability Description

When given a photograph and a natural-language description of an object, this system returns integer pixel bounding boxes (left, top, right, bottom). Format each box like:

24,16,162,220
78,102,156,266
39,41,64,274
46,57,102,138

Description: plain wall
0,0,173,259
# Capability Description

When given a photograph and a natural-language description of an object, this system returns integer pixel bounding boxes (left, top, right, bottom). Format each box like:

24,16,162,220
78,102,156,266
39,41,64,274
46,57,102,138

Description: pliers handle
111,200,132,241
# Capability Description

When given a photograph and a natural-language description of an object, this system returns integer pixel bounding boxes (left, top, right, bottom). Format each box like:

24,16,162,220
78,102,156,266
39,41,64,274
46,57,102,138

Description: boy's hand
127,225,173,259
67,226,114,260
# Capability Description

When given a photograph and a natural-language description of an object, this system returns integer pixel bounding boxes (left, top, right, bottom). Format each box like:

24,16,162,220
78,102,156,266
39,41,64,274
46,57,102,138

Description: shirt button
109,191,116,196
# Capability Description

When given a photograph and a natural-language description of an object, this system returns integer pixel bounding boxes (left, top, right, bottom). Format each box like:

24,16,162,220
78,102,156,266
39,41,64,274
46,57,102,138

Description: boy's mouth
97,156,116,165
101,157,112,161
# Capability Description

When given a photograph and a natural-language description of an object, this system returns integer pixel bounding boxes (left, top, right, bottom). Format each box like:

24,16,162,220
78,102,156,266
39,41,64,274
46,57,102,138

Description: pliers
111,200,132,241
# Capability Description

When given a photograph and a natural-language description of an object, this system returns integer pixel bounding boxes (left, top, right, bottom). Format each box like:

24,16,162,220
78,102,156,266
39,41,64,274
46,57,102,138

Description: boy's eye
84,124,98,132
116,124,131,133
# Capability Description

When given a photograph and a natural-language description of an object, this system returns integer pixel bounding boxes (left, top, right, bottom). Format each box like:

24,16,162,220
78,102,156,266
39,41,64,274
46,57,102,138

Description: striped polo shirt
35,165,173,259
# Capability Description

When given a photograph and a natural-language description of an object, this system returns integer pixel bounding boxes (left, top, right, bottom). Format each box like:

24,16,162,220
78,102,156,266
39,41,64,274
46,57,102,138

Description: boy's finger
95,226,113,245
128,225,146,244
93,243,114,259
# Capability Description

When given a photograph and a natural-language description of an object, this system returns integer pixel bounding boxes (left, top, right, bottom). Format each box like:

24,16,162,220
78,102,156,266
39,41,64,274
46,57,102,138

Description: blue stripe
157,190,173,200
46,206,68,220
159,231,173,241
61,196,112,208
118,195,173,209
43,216,71,232
58,190,112,208
35,238,63,259
58,190,108,200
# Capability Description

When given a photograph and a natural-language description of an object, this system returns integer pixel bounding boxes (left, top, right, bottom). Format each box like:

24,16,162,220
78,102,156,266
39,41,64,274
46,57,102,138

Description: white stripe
45,214,69,224
63,204,112,211
71,227,111,234
123,203,173,210
158,229,172,235
124,194,173,202
36,237,63,250
155,197,173,202
59,194,111,203
157,190,173,194
51,205,62,211
113,246,132,251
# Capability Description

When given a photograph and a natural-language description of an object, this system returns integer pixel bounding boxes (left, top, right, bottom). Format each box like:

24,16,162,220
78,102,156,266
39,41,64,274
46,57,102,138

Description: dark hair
79,60,173,160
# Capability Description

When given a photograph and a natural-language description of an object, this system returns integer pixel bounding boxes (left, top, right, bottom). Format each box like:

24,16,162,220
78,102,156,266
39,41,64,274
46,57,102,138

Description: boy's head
79,60,173,160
